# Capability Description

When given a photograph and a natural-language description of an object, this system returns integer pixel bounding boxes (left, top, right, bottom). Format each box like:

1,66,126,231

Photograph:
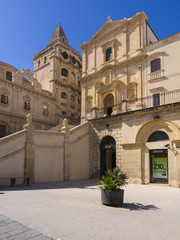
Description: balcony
149,70,164,81
87,89,180,119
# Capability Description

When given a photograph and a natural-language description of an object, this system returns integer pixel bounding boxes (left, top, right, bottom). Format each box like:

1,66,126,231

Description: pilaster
23,114,35,184
61,118,71,181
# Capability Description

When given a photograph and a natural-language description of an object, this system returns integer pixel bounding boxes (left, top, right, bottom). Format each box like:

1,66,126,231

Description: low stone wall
34,130,64,183
0,130,26,186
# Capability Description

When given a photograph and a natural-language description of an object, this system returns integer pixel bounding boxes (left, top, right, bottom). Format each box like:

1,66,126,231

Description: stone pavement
0,214,52,240
0,180,180,240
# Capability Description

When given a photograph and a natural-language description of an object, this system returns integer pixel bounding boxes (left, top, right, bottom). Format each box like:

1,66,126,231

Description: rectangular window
151,59,161,73
153,93,160,106
106,48,112,62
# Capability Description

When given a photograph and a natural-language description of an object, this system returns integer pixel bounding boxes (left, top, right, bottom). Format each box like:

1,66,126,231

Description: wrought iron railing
87,89,180,119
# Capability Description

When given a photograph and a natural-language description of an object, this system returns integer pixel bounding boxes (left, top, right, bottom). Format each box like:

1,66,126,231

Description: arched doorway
99,136,116,176
104,94,114,116
148,131,169,183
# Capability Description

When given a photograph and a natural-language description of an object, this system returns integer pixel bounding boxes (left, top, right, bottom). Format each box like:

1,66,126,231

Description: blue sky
0,0,180,72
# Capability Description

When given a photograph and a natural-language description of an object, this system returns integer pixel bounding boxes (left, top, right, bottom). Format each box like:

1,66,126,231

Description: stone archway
103,94,114,116
136,119,180,143
135,119,180,185
99,136,116,176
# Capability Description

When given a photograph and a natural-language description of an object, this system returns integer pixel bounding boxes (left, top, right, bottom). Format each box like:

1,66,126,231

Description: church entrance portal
99,136,116,176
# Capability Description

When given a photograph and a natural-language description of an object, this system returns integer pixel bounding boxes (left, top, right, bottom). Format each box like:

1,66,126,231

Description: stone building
80,12,180,187
1,12,180,188
34,25,81,125
0,25,81,137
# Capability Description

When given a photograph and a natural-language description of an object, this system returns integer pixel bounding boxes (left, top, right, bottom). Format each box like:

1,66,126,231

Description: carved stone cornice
80,52,147,82
96,79,122,96
101,38,117,49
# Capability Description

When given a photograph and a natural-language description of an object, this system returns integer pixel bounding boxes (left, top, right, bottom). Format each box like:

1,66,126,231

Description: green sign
152,158,167,179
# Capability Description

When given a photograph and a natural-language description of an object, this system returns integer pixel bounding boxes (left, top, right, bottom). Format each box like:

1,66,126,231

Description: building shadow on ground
122,202,160,211
0,179,99,192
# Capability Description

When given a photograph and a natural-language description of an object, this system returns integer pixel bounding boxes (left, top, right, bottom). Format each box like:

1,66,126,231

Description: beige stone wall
0,130,26,185
89,105,180,187
145,33,180,95
0,62,59,135
0,61,18,80
34,131,64,183
0,121,92,186
69,122,90,180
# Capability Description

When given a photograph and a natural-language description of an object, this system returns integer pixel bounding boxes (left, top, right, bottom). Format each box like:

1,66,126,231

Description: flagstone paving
0,180,180,240
0,214,52,240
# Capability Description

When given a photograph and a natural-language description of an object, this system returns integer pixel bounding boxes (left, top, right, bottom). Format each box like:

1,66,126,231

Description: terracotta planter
101,189,124,206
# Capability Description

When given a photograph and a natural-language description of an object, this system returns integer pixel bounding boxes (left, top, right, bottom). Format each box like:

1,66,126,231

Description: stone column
61,118,71,181
23,114,35,184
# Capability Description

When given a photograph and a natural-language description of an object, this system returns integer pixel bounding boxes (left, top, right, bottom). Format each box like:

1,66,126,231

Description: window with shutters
151,59,161,73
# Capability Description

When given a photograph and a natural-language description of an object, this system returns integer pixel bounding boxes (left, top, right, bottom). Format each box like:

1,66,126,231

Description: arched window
78,98,80,104
71,113,75,118
104,94,114,116
151,59,161,73
1,93,8,104
63,52,68,59
6,71,12,81
106,47,112,62
38,60,40,67
61,92,67,99
78,80,80,88
72,57,76,64
62,111,66,115
24,100,30,110
43,105,48,115
70,95,75,101
148,131,169,142
61,68,68,77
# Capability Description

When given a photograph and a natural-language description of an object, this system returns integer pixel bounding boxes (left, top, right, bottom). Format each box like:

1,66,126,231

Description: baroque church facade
0,12,180,188
80,12,180,186
0,25,81,137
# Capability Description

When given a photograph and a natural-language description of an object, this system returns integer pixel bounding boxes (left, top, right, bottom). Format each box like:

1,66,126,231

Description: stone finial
63,118,67,127
23,113,34,130
107,16,112,22
26,113,32,124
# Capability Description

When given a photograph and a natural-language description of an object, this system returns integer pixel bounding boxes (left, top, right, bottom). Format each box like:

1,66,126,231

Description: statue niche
127,82,137,100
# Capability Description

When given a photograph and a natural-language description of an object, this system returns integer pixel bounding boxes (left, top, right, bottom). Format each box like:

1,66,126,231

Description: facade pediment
90,19,124,41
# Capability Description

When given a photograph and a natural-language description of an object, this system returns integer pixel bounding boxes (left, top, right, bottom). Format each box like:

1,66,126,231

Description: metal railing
87,89,180,119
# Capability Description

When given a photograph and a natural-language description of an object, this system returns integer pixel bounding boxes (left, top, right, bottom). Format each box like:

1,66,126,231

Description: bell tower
33,25,82,125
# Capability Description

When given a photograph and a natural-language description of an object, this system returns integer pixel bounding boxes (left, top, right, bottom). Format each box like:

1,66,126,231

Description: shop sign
152,158,167,179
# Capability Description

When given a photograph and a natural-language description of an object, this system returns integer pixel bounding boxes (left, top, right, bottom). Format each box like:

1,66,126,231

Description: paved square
0,180,180,240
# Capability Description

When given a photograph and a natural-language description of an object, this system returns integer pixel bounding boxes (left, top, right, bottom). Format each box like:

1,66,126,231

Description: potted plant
97,167,128,206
